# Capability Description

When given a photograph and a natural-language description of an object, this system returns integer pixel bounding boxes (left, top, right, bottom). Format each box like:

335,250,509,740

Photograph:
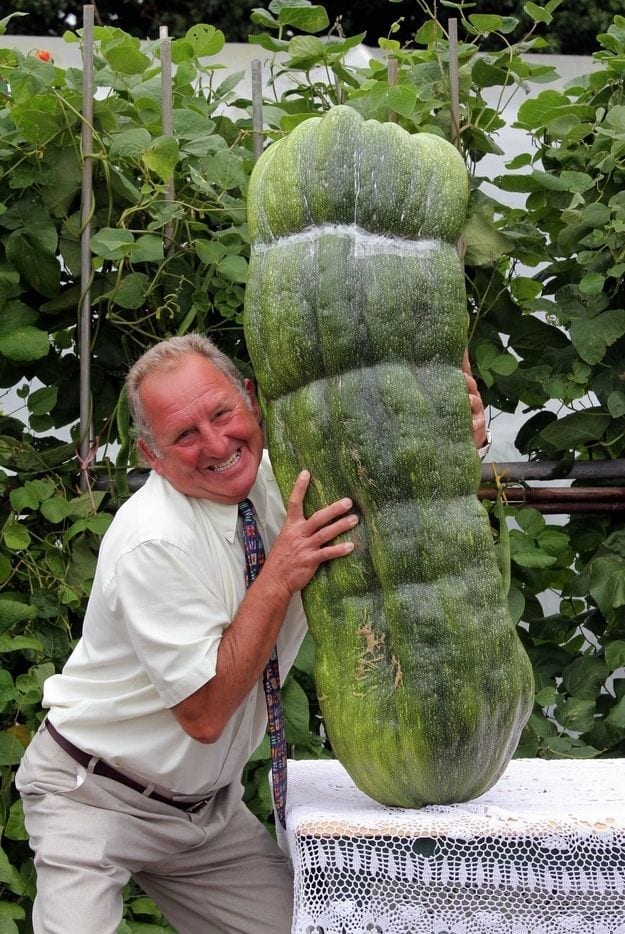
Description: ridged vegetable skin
244,105,534,807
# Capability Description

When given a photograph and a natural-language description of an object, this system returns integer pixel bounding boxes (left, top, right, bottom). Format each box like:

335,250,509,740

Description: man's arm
171,470,357,743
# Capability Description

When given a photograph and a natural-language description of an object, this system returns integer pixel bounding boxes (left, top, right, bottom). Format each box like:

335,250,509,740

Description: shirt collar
194,453,270,545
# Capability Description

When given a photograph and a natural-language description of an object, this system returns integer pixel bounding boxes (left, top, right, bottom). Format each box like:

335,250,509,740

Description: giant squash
244,105,534,807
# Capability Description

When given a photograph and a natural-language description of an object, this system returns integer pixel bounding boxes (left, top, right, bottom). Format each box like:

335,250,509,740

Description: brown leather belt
45,719,213,813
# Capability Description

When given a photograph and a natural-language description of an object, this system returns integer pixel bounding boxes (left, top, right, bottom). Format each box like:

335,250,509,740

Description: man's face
137,353,264,504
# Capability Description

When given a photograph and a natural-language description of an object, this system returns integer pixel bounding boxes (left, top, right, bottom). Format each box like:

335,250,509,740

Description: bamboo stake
448,18,461,149
251,60,264,162
387,58,398,123
78,4,95,492
160,26,175,253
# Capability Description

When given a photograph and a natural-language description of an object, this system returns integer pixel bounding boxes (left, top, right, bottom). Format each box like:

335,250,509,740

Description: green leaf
0,635,44,653
0,326,49,363
539,411,612,449
462,213,512,266
537,528,570,557
556,697,596,733
2,521,30,551
130,235,164,264
248,734,270,762
386,84,418,118
90,228,135,261
278,4,329,33
607,391,625,418
250,8,279,29
4,799,28,842
66,491,106,519
10,94,66,143
204,150,247,192
282,677,311,746
605,640,625,669
286,35,326,69
562,656,609,700
294,631,315,675
0,845,26,896
590,556,625,619
109,128,153,158
114,272,150,310
27,385,58,416
103,39,151,75
578,272,605,296
183,24,225,57
468,14,507,33
515,508,545,537
142,136,180,182
9,485,39,512
512,548,557,569
195,240,227,266
0,731,27,766
218,254,248,283
535,685,557,707
508,585,525,625
541,736,601,758
0,599,38,629
570,310,625,365
40,497,72,523
5,229,60,297
524,1,553,25
606,695,625,729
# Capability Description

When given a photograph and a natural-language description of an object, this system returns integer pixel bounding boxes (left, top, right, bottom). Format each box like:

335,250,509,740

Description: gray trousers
16,726,293,934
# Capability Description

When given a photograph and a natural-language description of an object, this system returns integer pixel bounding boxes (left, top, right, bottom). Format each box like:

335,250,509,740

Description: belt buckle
185,795,212,814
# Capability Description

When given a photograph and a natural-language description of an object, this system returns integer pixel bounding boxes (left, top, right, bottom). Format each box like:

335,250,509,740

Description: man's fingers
286,469,311,515
318,540,355,561
313,511,358,545
307,496,354,533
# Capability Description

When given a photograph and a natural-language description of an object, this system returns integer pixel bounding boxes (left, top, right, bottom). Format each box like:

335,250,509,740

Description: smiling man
16,334,358,934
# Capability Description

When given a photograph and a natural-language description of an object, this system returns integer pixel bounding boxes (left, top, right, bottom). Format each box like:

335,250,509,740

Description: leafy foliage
0,1,624,929
3,0,622,55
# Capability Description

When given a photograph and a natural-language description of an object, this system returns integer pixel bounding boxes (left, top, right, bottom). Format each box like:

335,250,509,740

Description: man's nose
198,423,230,457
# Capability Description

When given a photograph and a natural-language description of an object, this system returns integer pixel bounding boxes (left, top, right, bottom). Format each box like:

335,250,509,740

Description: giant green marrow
244,105,534,807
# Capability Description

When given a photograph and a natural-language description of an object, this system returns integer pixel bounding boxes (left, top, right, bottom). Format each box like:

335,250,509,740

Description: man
17,334,489,933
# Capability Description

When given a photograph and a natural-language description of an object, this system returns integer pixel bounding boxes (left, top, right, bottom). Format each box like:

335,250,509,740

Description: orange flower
35,49,52,62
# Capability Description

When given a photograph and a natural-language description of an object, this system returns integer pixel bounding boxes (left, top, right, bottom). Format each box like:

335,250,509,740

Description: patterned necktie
238,499,287,829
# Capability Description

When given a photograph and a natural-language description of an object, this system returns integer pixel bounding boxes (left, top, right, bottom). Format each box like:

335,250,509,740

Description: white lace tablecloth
278,757,625,934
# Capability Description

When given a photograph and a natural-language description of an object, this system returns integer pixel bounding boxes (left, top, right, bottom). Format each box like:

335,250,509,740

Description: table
278,758,625,934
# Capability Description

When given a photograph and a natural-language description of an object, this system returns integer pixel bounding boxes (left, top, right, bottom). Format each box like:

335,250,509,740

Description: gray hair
126,334,248,452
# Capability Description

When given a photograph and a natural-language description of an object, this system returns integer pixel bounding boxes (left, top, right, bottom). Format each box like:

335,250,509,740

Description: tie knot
238,499,255,524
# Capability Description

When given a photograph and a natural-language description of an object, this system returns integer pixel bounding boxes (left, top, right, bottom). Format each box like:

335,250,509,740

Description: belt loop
85,756,99,774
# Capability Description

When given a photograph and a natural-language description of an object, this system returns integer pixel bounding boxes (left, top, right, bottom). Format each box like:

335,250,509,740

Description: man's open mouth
208,450,241,472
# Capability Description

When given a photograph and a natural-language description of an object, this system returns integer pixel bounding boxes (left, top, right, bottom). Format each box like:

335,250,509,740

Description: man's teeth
208,450,240,472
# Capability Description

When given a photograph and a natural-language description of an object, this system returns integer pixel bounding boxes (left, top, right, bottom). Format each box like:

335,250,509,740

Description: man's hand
462,350,490,452
262,469,357,598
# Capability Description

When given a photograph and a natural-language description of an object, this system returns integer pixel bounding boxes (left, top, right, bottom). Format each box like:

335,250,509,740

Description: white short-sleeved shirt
43,453,308,795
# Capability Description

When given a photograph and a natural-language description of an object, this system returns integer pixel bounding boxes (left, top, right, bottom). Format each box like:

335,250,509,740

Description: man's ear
243,378,261,422
137,438,163,472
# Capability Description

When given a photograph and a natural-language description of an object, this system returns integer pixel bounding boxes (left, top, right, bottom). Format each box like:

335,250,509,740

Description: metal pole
78,4,95,492
160,26,175,252
481,459,625,484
